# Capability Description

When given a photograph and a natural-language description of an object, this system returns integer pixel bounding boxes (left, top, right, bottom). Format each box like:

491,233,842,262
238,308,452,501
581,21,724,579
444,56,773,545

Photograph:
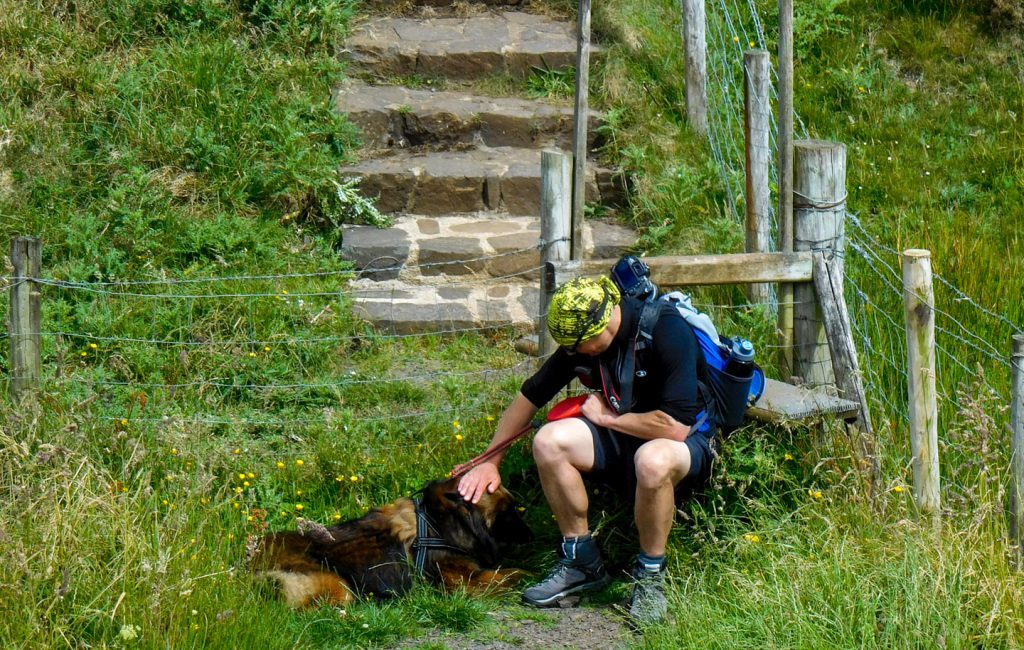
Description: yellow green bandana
546,276,621,348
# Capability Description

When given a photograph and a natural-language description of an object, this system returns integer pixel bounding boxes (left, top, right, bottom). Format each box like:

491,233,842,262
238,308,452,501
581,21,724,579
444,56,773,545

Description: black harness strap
604,300,712,432
410,498,467,574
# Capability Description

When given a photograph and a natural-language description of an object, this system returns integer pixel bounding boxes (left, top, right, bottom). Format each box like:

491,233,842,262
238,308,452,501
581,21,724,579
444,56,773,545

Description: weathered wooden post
777,0,795,376
812,251,880,494
570,0,592,260
1011,334,1024,555
539,151,573,359
10,236,42,401
793,140,845,388
902,249,940,517
744,49,771,304
682,0,708,136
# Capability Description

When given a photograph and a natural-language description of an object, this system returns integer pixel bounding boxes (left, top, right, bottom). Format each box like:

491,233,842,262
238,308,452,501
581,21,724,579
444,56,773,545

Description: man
457,275,716,625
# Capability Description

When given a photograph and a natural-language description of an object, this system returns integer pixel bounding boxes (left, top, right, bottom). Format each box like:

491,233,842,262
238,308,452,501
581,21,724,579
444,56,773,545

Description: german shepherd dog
250,476,532,607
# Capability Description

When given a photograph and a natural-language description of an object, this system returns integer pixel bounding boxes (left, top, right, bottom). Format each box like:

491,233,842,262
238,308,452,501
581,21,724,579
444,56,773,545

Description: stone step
341,215,636,282
345,11,585,81
335,82,601,150
348,279,539,334
340,146,621,216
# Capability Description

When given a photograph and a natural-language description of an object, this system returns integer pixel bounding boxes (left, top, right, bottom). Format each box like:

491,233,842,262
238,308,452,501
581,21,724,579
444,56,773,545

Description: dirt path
399,604,635,649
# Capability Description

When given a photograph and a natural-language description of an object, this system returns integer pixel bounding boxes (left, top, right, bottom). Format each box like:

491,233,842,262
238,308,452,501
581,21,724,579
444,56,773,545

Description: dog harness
411,498,467,574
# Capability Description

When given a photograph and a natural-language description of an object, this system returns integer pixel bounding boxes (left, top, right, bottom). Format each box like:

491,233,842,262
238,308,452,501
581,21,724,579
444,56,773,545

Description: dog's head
420,477,533,568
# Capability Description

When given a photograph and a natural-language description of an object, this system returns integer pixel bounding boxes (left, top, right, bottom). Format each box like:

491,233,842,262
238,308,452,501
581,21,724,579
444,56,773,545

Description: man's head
547,277,621,355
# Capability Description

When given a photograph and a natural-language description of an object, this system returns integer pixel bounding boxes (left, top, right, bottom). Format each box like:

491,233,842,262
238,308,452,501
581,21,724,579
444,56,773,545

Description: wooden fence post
776,0,795,377
683,0,708,137
570,0,592,260
793,140,845,388
1011,334,1024,555
10,236,42,401
744,49,771,304
812,251,880,494
902,249,940,517
539,151,573,360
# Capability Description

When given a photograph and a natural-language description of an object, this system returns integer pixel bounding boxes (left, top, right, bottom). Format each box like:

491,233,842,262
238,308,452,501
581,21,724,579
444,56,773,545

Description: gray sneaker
628,562,668,626
522,559,611,607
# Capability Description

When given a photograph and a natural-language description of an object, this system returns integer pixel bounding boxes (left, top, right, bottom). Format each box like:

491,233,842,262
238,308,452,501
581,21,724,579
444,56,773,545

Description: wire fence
3,0,1022,507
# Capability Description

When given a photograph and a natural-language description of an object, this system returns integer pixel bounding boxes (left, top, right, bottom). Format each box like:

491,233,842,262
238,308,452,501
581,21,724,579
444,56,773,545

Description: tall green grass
2,0,1023,647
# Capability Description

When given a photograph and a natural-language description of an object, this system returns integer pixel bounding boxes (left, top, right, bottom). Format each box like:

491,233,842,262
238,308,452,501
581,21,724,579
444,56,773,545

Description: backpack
633,291,765,435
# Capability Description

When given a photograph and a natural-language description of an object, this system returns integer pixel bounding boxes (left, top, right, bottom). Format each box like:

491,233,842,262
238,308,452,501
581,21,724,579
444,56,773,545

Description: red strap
450,422,535,478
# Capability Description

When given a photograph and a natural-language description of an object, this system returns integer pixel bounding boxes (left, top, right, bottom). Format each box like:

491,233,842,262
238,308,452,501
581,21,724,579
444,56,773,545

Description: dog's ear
441,491,500,567
465,507,500,567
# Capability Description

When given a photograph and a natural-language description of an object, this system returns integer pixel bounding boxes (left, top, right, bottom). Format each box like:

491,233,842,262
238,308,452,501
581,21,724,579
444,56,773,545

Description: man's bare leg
531,419,596,537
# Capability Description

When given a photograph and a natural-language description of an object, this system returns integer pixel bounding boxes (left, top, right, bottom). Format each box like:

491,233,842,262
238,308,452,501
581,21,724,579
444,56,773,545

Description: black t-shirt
521,298,710,426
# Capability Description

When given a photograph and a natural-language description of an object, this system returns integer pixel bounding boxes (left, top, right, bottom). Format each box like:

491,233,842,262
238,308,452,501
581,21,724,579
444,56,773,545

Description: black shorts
581,420,717,504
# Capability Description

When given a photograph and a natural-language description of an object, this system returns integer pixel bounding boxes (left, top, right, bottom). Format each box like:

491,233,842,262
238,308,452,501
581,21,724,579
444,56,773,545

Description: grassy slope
593,0,1024,647
1,0,1023,648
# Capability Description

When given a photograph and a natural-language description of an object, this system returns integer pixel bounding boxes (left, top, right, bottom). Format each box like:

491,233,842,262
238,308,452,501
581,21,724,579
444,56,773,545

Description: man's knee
634,440,689,489
533,420,591,466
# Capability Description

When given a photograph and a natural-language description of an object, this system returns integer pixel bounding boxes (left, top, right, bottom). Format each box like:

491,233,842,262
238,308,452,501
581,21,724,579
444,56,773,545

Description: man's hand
457,461,501,504
580,393,617,428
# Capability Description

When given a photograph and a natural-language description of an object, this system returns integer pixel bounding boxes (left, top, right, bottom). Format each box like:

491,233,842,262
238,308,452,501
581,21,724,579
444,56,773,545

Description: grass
2,0,1024,647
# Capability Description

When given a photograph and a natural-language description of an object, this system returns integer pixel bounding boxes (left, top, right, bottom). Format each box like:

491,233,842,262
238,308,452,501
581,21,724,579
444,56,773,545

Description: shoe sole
521,574,611,608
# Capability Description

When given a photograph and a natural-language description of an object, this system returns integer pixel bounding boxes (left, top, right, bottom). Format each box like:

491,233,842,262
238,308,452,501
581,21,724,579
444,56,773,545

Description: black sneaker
627,561,668,626
522,559,610,607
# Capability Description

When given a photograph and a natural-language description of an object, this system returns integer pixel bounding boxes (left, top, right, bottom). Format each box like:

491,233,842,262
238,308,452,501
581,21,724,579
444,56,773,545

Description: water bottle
726,338,755,378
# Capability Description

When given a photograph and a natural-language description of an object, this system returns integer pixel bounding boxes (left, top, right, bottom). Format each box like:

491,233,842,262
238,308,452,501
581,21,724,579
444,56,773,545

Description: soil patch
398,604,635,649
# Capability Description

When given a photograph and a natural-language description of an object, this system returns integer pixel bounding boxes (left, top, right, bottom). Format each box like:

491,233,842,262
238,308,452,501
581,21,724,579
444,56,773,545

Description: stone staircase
337,3,636,334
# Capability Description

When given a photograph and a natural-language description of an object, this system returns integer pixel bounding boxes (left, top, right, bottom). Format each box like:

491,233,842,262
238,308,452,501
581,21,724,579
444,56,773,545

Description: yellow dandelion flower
814,491,823,500
894,485,904,493
234,487,242,494
238,473,246,480
350,475,359,482
295,459,304,467
296,490,303,496
281,290,288,295
295,504,304,511
233,448,241,455
334,513,342,521
453,420,461,429
247,515,254,522
733,36,739,43
749,41,756,48
162,499,169,506
276,461,285,469
517,507,526,512
744,533,761,543
89,343,98,350
264,346,270,352
233,503,240,509
121,419,128,426
247,472,255,479
486,416,495,422
243,481,250,488
335,475,344,482
248,352,256,357
80,351,87,357
200,497,210,505
784,453,794,461
455,434,463,442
